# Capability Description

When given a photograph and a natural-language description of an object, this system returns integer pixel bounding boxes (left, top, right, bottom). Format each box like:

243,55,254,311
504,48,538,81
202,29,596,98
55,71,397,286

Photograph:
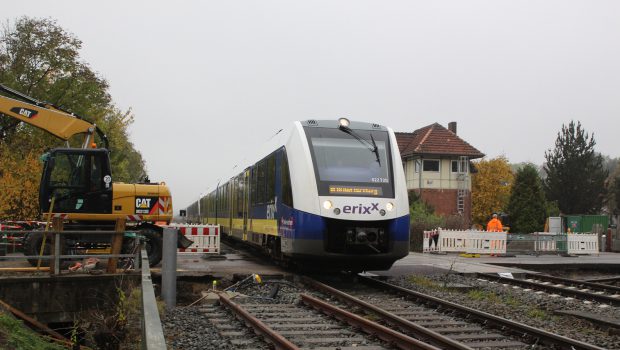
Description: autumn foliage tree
506,164,547,233
543,121,607,214
0,144,40,219
0,17,146,220
471,156,514,227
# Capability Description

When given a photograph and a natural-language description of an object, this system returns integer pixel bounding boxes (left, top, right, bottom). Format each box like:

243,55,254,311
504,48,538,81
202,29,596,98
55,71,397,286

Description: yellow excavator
0,83,180,266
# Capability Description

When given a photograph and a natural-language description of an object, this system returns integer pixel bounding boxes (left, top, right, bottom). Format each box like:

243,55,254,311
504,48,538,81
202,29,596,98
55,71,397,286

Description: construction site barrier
423,229,507,254
425,229,601,256
423,229,441,253
567,233,599,255
465,231,506,254
508,232,566,254
169,224,220,254
533,233,559,252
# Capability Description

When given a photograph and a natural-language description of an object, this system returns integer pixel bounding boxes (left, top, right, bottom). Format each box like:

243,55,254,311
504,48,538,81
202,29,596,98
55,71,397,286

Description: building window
423,159,440,172
451,160,468,173
414,160,421,173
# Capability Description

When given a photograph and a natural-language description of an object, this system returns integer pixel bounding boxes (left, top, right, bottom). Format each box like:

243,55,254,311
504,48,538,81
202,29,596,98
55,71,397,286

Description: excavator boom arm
0,84,108,148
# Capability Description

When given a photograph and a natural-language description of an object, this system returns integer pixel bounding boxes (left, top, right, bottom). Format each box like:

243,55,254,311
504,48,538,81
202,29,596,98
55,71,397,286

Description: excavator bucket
177,232,193,249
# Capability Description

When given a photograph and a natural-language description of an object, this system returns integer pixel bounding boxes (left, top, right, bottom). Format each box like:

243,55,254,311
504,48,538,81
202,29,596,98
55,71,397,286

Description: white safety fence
530,232,559,253
423,229,507,255
168,224,220,254
523,232,599,255
424,229,599,255
567,233,599,255
466,231,506,254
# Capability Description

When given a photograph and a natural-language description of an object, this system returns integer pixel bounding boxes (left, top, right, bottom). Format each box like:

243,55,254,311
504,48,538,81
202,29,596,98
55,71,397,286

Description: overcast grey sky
4,1,620,209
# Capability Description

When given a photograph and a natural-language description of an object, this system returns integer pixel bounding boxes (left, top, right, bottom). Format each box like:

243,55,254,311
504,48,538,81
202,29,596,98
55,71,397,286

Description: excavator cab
39,148,113,215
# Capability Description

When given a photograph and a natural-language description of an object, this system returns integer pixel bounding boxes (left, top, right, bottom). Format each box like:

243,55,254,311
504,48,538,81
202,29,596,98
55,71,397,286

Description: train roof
301,119,388,131
198,118,392,197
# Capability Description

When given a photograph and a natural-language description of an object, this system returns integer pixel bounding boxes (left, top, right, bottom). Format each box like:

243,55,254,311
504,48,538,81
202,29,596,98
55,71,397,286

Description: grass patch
407,275,441,289
526,308,548,320
467,289,500,303
503,295,521,307
0,312,65,350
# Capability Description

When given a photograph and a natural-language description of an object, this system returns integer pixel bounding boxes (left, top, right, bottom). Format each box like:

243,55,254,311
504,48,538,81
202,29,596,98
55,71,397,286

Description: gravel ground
231,278,302,304
163,306,233,350
162,277,302,349
391,273,620,349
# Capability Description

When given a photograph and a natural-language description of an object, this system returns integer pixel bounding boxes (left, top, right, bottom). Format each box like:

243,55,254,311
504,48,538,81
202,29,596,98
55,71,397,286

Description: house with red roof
396,122,484,225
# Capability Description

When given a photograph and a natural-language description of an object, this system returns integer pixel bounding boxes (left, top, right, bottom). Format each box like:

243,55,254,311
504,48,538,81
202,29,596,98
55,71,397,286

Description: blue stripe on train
278,208,410,242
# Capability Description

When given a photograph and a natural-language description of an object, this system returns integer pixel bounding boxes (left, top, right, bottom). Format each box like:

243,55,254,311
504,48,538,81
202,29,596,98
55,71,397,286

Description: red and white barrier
170,224,220,254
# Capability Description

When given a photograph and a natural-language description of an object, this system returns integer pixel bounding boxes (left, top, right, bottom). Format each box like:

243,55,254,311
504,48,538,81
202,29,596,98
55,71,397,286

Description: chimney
448,121,457,134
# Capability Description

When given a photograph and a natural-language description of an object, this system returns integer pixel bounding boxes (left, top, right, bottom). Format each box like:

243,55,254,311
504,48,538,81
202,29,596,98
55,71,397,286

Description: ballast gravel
391,273,620,349
162,278,301,349
163,306,234,350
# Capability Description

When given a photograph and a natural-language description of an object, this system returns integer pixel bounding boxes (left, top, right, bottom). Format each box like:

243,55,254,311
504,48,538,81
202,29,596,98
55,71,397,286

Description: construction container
566,216,582,233
565,215,609,233
581,215,608,233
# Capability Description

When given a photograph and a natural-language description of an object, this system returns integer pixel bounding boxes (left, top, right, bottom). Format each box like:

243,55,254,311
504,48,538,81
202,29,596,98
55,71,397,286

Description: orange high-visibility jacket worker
486,214,503,232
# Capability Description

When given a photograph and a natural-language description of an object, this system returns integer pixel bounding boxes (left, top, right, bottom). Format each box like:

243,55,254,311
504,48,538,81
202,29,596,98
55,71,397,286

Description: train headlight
323,200,333,209
380,209,386,216
333,208,341,215
386,202,394,211
338,118,350,128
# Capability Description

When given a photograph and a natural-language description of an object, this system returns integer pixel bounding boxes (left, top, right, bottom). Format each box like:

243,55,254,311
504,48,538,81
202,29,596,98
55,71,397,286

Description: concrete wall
0,274,140,323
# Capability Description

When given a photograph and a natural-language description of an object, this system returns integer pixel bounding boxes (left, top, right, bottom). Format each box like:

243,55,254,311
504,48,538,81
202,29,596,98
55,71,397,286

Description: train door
243,169,250,241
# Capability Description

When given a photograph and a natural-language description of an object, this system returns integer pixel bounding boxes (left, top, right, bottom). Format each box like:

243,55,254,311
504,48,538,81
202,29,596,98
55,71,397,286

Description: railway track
478,272,620,306
302,275,605,350
214,291,437,350
583,275,620,286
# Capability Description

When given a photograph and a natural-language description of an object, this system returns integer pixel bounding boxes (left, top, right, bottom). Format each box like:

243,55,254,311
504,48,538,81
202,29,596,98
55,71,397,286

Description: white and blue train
185,118,410,271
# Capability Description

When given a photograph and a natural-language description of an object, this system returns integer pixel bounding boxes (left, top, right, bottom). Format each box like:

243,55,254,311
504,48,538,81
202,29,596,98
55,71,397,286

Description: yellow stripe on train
250,219,278,236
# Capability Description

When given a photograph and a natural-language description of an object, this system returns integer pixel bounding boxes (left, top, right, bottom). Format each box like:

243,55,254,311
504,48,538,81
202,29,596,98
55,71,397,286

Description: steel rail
478,272,620,306
217,293,299,350
583,276,620,283
360,276,606,350
299,293,441,350
301,276,470,350
524,273,620,294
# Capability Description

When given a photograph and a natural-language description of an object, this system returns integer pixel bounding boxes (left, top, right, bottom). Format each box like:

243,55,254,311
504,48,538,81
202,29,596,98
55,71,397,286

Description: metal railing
140,247,166,349
0,229,141,274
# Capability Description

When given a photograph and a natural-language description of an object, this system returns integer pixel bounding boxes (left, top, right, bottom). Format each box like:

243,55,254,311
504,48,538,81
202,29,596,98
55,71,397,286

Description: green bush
409,192,443,251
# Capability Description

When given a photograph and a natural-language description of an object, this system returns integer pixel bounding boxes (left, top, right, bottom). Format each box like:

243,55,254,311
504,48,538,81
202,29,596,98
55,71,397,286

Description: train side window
224,182,230,213
227,183,230,213
217,187,222,213
266,154,276,203
234,177,238,217
257,160,266,204
251,166,257,206
281,152,293,207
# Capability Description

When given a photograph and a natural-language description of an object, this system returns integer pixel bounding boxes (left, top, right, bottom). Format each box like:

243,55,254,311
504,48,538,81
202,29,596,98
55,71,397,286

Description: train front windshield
304,127,394,198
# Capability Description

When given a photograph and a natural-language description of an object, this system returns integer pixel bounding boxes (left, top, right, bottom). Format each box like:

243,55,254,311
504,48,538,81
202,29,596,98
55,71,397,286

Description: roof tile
396,123,484,158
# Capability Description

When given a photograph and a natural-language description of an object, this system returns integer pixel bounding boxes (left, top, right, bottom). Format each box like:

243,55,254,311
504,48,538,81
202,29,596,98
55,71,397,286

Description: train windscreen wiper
338,125,381,165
